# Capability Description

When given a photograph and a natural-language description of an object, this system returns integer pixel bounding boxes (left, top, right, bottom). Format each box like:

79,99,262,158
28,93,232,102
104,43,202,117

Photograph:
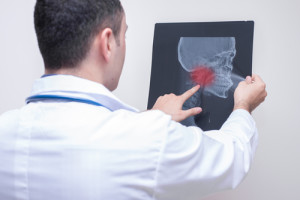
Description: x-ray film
147,21,254,131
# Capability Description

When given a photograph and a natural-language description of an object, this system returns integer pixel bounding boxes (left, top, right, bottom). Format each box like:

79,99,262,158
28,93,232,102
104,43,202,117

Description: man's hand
152,85,202,122
234,74,267,113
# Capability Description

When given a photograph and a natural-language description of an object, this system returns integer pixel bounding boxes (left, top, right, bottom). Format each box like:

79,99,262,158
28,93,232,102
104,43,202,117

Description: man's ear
99,28,114,63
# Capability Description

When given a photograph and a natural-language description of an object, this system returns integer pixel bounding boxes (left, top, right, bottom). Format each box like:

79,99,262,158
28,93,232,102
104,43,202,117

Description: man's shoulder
20,102,176,144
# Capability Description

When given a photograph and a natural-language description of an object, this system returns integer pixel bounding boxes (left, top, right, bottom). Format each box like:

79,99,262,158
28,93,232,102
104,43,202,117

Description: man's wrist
233,102,251,113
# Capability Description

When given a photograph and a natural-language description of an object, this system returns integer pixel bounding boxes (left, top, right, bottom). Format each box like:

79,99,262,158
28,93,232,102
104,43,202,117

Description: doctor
0,0,267,200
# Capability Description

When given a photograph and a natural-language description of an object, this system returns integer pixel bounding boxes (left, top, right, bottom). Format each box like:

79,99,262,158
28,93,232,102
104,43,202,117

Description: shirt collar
29,74,138,112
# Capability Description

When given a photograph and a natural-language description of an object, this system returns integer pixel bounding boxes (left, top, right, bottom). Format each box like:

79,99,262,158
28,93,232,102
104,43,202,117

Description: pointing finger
180,85,200,102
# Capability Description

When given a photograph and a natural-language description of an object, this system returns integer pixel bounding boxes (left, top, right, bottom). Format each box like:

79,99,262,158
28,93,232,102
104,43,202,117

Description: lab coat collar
28,74,139,112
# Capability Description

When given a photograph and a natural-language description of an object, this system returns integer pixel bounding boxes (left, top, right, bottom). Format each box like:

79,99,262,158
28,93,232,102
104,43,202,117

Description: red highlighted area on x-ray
190,66,215,87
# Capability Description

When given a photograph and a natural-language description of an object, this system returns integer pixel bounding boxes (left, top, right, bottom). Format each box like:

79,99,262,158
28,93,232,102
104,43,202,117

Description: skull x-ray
148,21,254,131
178,37,236,98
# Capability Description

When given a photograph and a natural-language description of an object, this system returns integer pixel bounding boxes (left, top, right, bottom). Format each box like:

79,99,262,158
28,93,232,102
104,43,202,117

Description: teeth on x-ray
178,37,236,98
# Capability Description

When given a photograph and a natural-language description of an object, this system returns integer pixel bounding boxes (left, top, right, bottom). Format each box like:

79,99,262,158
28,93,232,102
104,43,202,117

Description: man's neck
44,65,106,88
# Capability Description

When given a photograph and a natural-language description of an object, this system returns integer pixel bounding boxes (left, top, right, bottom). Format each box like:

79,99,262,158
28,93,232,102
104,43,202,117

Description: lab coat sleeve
153,109,258,200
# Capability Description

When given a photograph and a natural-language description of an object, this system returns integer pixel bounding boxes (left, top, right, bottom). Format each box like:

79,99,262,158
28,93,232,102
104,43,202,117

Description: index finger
180,85,200,102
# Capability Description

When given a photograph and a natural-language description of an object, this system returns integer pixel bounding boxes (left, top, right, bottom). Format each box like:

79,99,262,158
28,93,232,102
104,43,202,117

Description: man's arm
150,74,267,199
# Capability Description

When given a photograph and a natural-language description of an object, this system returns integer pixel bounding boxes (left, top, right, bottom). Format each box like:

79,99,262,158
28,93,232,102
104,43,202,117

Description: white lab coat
0,75,258,200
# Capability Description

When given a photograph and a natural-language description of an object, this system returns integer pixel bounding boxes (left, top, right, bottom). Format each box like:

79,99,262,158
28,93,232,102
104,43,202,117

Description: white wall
1,0,300,199
0,0,43,113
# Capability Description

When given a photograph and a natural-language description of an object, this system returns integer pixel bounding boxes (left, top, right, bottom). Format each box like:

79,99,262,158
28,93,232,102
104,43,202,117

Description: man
0,0,267,200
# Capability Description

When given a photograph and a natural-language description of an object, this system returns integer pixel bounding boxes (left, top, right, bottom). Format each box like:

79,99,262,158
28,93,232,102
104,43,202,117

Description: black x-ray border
147,21,254,130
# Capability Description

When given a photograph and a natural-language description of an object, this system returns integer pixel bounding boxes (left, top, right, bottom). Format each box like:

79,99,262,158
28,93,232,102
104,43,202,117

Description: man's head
34,0,124,71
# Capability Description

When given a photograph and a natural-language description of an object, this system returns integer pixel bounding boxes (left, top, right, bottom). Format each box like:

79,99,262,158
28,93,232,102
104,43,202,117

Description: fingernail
196,107,202,113
194,85,200,89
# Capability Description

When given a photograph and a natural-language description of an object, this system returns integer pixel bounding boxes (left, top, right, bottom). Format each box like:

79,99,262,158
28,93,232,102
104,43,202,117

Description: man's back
0,99,170,199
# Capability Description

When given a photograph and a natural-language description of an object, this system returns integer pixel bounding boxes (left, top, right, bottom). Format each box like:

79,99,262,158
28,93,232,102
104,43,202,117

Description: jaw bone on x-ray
147,22,254,131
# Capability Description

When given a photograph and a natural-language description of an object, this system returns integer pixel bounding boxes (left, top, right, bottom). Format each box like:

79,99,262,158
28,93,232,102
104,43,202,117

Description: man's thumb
176,107,202,122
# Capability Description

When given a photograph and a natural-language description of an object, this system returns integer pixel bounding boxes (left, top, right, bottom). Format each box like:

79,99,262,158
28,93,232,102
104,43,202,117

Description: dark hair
34,0,124,70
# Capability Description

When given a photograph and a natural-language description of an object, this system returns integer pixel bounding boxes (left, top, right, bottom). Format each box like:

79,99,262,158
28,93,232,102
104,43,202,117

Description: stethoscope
26,75,113,111
26,94,112,111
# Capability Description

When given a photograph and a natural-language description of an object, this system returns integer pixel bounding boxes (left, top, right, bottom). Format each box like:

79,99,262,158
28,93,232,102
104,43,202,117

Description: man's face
108,13,127,91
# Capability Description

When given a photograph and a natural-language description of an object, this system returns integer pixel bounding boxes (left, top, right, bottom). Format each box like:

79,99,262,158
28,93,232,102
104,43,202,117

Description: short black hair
34,0,124,70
